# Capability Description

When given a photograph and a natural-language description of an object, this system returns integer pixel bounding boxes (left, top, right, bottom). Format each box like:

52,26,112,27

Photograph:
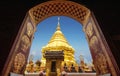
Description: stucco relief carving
86,22,93,37
26,22,34,37
13,53,25,73
20,35,30,52
90,36,99,53
95,53,109,74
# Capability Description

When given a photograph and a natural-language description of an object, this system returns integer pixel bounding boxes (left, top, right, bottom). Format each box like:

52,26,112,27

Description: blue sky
29,16,92,64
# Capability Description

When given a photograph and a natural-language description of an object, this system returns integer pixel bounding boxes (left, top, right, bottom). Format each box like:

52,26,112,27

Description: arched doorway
2,0,118,76
26,16,95,76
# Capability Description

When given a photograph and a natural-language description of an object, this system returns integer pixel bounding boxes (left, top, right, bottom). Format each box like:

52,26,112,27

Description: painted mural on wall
12,16,35,74
86,22,94,38
20,35,30,53
90,36,100,57
84,19,110,75
13,53,25,73
26,22,34,38
95,52,109,74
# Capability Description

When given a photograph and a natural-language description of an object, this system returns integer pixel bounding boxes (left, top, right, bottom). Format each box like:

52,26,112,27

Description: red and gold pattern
26,22,34,37
13,53,25,73
95,52,109,74
20,35,30,52
86,22,93,37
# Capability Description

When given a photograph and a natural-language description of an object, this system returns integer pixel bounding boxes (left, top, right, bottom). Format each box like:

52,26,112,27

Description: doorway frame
2,0,119,76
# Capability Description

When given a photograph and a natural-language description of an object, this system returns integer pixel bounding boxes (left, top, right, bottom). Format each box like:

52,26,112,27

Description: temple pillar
46,59,51,76
56,60,62,76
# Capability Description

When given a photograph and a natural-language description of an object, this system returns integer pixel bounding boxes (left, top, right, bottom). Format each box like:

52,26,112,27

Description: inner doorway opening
25,16,96,75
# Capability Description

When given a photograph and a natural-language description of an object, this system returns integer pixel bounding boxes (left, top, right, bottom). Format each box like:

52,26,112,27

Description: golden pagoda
41,17,77,69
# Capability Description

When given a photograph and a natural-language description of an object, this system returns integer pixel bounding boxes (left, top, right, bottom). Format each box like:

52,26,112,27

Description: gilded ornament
95,53,109,74
90,36,99,53
13,53,25,73
20,35,30,52
86,22,93,37
26,22,34,37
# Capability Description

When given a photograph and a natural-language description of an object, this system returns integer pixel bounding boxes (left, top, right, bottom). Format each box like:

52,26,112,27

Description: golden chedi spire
48,17,68,45
41,17,77,68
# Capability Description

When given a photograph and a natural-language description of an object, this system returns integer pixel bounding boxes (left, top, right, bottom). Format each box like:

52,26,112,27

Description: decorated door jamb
2,0,119,76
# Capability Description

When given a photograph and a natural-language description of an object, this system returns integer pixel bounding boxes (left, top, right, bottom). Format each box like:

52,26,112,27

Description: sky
29,16,92,64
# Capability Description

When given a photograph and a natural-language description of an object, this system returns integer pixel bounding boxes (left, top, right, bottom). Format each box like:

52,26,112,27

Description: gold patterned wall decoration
26,22,34,37
94,52,109,75
86,22,93,38
20,35,30,53
83,17,112,75
89,36,99,55
89,35,110,75
13,53,25,73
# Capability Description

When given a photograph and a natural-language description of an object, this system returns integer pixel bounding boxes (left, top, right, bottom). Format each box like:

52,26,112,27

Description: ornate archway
2,0,119,76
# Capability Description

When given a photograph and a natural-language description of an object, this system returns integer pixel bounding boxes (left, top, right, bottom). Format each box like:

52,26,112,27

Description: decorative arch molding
2,0,119,76
29,1,90,26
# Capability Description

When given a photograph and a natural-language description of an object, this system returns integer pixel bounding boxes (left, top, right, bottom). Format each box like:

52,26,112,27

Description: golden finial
57,17,61,30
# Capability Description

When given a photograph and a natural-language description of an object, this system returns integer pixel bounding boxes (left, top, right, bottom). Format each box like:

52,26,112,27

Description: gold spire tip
57,17,61,30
